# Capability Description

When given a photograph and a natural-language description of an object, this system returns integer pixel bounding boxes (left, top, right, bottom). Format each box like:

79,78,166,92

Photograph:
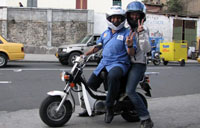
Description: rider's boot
140,118,154,128
104,107,114,123
78,109,89,117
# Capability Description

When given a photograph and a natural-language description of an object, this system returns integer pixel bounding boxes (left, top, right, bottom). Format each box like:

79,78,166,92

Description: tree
166,0,183,14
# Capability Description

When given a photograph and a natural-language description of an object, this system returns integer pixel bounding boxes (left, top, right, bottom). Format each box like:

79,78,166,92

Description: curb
15,60,59,63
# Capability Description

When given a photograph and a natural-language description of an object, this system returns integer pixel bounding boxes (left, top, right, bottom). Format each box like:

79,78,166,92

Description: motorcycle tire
121,92,147,122
39,96,72,127
152,60,161,66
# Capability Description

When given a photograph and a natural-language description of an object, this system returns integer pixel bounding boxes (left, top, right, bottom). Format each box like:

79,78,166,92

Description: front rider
125,1,153,128
79,6,131,123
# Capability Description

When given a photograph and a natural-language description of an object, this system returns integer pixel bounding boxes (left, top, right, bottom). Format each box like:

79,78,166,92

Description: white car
56,34,101,66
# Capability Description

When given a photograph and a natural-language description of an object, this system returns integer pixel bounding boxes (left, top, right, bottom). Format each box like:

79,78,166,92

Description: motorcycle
39,52,158,127
147,49,162,66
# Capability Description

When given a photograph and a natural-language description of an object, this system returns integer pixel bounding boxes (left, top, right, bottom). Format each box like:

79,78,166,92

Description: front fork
56,87,70,112
47,83,72,112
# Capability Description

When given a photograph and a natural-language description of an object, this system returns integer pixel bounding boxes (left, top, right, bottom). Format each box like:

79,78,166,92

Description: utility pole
27,0,37,7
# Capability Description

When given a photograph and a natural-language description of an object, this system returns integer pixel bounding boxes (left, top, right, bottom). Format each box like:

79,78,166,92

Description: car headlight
62,48,67,52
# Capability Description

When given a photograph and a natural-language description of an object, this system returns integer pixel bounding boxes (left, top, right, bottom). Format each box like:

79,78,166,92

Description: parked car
0,35,25,67
55,34,101,66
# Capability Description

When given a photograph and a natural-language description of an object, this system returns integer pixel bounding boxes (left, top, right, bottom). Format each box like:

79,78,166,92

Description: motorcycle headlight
60,71,73,82
60,71,66,81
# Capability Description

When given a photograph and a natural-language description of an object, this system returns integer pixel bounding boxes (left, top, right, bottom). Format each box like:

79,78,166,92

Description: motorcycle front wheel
121,93,147,122
152,59,161,66
39,96,73,127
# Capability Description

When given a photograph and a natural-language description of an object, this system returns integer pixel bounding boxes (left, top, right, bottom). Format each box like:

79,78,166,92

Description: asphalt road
0,62,200,112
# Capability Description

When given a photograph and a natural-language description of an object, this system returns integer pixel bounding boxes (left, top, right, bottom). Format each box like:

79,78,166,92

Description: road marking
0,68,95,71
13,69,23,72
147,67,172,70
0,81,12,84
0,67,172,72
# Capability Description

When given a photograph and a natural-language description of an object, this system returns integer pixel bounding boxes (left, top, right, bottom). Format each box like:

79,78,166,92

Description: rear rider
125,1,153,128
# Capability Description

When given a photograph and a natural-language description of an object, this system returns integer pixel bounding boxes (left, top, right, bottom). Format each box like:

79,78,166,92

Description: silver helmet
106,6,126,31
126,1,146,30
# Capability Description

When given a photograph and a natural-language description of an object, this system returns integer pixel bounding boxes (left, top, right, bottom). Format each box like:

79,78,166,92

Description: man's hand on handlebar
81,43,102,58
80,54,86,59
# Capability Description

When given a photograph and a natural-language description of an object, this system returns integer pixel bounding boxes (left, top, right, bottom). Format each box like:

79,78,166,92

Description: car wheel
163,59,168,66
180,59,185,66
0,53,8,68
59,58,68,65
68,52,80,66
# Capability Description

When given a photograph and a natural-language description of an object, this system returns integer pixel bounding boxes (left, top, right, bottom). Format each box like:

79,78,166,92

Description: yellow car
0,35,25,67
198,57,200,63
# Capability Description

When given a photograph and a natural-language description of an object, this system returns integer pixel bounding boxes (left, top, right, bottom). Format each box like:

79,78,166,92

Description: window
0,39,3,44
173,19,197,46
113,0,121,6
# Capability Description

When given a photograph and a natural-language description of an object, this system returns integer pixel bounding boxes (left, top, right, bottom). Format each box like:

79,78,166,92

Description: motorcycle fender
81,83,96,116
47,91,75,109
47,90,66,98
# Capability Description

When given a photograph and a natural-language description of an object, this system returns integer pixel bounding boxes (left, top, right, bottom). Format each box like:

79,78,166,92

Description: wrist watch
128,45,133,48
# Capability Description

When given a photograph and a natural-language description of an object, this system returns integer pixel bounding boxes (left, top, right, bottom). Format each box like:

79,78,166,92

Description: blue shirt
93,27,136,76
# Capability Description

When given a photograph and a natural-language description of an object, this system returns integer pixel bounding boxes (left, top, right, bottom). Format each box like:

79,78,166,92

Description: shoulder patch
103,33,107,38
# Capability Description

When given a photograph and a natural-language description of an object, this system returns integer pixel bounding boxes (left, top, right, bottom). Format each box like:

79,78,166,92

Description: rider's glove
80,54,85,58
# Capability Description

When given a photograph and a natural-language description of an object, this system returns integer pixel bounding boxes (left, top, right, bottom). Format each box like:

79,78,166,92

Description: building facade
0,7,94,54
1,0,200,52
0,0,142,13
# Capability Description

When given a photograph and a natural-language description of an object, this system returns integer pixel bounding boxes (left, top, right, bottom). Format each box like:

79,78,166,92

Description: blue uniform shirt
93,27,136,76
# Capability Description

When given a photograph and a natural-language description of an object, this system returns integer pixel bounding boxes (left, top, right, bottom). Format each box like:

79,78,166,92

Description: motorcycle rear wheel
39,96,72,127
121,93,147,122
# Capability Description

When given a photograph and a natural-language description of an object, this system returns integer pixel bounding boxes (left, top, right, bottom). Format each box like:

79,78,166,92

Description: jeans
126,63,150,120
87,66,123,108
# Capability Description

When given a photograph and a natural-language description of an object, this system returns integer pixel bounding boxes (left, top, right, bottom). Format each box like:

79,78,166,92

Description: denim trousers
126,63,150,120
87,66,123,108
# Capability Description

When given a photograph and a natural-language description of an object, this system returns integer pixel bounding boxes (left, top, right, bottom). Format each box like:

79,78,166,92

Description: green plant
166,0,183,13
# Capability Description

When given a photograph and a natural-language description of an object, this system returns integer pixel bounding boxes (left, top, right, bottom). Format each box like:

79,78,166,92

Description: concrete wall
181,0,200,16
0,7,94,54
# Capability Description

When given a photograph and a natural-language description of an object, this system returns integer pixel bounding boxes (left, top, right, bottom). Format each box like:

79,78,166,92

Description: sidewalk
22,54,58,62
20,54,199,64
0,93,200,128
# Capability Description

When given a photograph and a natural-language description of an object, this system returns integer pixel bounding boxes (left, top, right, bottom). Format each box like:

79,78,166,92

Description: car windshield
77,35,92,44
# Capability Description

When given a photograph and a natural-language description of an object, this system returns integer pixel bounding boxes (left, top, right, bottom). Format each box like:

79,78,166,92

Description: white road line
0,68,95,71
147,67,172,70
0,81,12,84
0,67,172,71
